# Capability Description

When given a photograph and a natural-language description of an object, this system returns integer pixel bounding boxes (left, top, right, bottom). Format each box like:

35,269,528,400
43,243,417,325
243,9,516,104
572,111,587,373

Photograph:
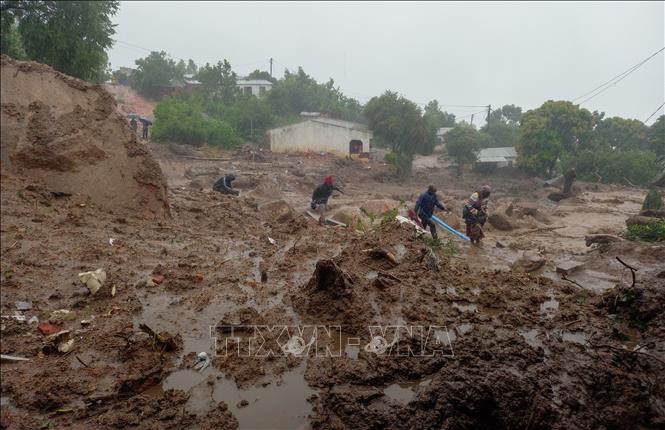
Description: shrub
642,189,663,211
561,149,659,186
624,220,665,242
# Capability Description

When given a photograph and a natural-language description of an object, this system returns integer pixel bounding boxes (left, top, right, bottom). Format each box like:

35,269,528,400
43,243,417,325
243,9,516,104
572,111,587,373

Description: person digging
311,175,343,225
463,184,491,245
213,174,240,196
414,185,449,240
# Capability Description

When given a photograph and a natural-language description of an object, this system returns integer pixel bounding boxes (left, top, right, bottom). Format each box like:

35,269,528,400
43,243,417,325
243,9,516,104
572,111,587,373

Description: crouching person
213,174,240,196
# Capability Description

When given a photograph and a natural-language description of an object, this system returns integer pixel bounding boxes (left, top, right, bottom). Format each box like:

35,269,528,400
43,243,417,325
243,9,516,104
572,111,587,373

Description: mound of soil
0,55,169,219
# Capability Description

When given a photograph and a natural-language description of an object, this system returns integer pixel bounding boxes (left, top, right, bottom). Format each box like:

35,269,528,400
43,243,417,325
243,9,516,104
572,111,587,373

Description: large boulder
258,199,294,223
488,213,514,231
0,56,169,219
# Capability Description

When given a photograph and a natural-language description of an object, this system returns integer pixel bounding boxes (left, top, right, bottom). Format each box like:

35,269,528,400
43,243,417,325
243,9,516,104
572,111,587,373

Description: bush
561,149,659,186
152,97,242,148
385,151,413,177
642,189,663,211
624,220,665,242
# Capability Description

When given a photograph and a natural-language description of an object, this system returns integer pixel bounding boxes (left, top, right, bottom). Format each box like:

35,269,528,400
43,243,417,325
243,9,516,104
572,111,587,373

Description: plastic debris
1,354,30,362
78,268,106,295
38,322,61,335
109,238,115,246
15,301,33,311
49,309,76,324
28,316,39,324
152,274,165,285
268,237,276,245
193,352,211,371
111,285,117,297
58,339,75,353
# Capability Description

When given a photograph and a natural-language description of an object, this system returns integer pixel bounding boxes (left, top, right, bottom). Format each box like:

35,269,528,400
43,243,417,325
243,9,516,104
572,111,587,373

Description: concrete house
474,147,517,172
267,117,372,157
236,79,273,97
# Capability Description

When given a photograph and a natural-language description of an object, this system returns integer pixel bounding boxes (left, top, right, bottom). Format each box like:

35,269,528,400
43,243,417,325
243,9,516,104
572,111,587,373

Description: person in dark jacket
139,118,151,140
311,175,343,224
213,174,239,196
415,185,448,239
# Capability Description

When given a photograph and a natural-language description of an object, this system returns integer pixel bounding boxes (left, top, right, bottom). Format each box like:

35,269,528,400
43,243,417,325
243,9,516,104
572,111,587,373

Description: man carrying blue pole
414,185,450,240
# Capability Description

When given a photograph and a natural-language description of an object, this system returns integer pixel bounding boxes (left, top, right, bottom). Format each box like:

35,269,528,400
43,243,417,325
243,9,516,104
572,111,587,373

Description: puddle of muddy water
383,383,415,404
518,328,551,355
540,290,559,318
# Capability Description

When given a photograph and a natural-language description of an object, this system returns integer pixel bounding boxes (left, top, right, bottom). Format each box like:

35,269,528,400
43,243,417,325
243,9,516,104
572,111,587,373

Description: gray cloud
108,1,664,122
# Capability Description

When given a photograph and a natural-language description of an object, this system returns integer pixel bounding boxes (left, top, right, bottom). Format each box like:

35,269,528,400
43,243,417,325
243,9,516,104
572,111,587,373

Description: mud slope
0,55,169,219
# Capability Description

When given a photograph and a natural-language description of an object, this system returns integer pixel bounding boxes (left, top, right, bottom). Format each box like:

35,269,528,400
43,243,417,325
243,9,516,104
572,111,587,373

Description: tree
132,51,178,99
445,123,480,169
185,59,197,75
197,60,237,103
480,105,523,149
593,117,649,151
422,100,456,155
517,100,597,176
2,1,118,82
247,69,276,84
647,115,665,157
364,91,424,175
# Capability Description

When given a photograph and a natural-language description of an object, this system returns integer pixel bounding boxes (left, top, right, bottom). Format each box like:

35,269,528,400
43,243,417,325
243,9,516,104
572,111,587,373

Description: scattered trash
193,351,211,371
268,237,276,245
1,354,30,362
111,285,117,297
109,238,115,246
15,301,33,311
139,323,180,351
38,322,61,335
78,268,106,295
49,309,76,324
58,339,75,353
364,248,398,266
152,274,165,285
81,318,94,326
28,316,39,324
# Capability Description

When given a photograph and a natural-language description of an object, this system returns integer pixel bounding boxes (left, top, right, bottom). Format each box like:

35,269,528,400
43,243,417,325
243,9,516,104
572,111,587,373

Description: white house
267,117,372,157
475,147,517,170
236,79,273,97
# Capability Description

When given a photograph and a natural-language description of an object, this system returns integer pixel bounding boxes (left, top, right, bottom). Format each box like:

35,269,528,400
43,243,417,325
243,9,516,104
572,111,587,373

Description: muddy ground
2,136,664,429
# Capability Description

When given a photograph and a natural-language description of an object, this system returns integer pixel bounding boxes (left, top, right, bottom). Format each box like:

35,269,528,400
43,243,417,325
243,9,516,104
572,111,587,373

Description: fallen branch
584,234,623,247
561,274,584,289
378,271,402,282
615,256,637,288
76,355,90,368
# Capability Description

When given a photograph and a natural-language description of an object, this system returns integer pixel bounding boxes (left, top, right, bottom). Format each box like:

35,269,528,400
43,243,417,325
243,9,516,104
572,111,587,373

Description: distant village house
267,113,372,157
236,79,273,97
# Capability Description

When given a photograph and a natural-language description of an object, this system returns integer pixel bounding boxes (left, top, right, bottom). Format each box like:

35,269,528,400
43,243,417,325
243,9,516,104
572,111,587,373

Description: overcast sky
108,1,664,124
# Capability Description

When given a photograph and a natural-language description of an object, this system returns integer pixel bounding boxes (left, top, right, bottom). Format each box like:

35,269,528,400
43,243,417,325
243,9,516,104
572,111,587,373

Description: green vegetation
1,0,119,82
561,149,659,186
445,123,481,168
642,189,663,211
624,220,665,243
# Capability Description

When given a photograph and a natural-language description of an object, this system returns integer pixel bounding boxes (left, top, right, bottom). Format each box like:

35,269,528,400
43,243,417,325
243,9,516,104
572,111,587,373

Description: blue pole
431,215,470,241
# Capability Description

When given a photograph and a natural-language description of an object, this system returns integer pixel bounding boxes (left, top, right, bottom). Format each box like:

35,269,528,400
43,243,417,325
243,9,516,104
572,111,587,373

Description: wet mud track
2,151,664,429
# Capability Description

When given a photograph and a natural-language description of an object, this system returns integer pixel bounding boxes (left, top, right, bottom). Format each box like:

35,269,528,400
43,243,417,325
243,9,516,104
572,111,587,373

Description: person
414,185,449,240
311,175,343,225
213,174,239,196
130,117,138,136
140,118,151,140
463,185,491,244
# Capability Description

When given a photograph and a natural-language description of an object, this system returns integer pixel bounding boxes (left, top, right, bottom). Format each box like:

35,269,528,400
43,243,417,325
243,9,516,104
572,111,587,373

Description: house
267,117,372,157
474,147,517,172
436,127,454,142
236,79,273,97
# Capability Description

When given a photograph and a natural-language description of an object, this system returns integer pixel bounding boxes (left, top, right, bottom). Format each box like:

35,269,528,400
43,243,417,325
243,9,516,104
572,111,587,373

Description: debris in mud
1,354,30,362
139,323,181,352
49,309,76,324
585,234,624,247
38,322,62,335
78,268,106,295
512,250,546,273
488,213,514,230
193,351,211,372
14,301,32,311
365,247,399,266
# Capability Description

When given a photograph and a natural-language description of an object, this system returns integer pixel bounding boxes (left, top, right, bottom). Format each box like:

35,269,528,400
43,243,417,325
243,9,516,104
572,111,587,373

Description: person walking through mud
463,185,491,244
213,174,240,196
140,117,152,140
414,185,449,240
130,117,138,136
311,175,343,225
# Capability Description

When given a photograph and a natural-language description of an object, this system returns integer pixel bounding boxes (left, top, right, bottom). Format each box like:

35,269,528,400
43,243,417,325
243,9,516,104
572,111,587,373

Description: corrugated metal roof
478,147,516,158
236,79,273,86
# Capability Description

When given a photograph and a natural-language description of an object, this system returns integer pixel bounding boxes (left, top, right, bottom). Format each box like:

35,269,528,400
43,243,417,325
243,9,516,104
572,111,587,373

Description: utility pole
269,58,273,77
487,105,491,131
470,114,475,126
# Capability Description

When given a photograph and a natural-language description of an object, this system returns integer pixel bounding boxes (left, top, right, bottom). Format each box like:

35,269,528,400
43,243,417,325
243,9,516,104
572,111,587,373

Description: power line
644,102,665,123
573,47,664,105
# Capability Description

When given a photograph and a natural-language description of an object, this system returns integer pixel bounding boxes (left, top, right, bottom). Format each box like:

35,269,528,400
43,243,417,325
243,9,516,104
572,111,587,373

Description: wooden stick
615,256,637,288
561,274,584,289
76,355,90,368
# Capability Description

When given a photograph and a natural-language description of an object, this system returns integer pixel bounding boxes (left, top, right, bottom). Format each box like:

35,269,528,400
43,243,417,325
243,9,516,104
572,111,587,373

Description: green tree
422,100,456,155
197,60,237,103
132,51,178,99
0,4,26,59
561,149,659,186
445,123,480,168
2,1,118,82
517,100,597,176
364,91,424,175
647,115,665,157
185,59,197,75
247,69,276,84
593,117,649,151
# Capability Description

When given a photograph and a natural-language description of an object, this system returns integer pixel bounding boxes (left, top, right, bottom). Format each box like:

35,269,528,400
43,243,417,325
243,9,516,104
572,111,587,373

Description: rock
584,234,623,247
15,301,32,311
58,339,75,353
488,213,514,231
78,268,106,295
512,251,546,273
520,204,539,217
626,215,661,227
495,241,505,249
556,260,585,275
49,309,76,324
237,400,249,408
259,200,294,223
547,192,569,202
438,211,462,230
